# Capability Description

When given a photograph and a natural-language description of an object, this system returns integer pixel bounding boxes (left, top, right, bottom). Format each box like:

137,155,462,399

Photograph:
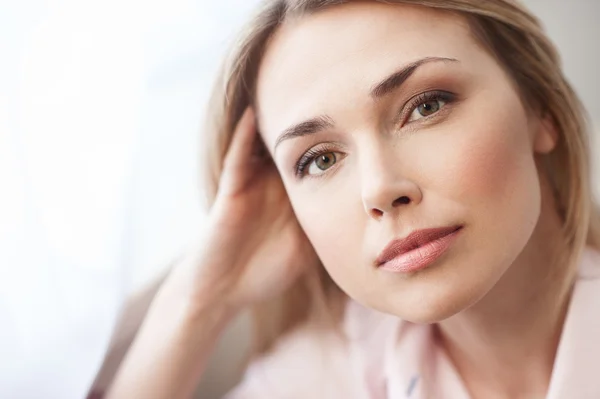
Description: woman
107,0,600,397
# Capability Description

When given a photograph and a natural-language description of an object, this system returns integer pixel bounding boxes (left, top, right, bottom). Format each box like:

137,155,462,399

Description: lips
376,225,463,267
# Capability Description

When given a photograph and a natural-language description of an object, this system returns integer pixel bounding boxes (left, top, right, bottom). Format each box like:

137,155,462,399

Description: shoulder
571,246,600,316
224,318,360,398
547,246,600,397
224,300,400,399
578,245,600,280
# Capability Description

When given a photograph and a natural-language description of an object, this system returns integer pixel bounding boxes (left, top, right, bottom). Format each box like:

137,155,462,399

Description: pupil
419,100,439,116
316,153,336,171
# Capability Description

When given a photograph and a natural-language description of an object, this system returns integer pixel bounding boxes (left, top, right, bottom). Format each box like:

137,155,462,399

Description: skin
256,3,566,398
108,3,572,399
106,107,318,398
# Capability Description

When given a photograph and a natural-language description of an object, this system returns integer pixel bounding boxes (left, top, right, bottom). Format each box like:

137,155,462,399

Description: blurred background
1,0,598,398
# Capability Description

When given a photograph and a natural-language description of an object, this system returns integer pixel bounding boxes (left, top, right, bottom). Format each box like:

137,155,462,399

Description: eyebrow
274,115,335,150
273,56,459,151
370,56,458,98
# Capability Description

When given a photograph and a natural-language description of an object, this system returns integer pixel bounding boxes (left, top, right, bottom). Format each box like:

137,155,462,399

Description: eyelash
401,90,456,124
294,90,456,178
294,143,339,178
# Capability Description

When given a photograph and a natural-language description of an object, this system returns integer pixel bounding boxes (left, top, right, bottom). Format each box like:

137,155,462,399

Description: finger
223,107,258,172
219,107,269,197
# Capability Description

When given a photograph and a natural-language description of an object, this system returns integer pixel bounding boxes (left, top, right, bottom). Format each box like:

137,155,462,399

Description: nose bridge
359,141,422,219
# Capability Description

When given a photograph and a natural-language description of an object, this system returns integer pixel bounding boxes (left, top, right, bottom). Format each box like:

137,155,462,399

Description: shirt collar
383,246,600,399
545,246,600,398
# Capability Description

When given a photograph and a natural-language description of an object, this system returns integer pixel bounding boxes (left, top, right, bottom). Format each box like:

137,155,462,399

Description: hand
163,107,318,316
106,108,319,399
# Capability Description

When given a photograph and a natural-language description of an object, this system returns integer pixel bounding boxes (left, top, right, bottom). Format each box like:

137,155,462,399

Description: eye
307,152,337,175
407,98,447,122
294,145,343,179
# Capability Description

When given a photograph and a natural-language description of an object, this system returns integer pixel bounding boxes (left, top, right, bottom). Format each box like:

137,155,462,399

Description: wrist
149,281,237,338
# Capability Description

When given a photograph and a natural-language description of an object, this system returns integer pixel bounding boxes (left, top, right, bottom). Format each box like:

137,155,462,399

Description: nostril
368,196,411,219
371,208,384,218
393,196,411,206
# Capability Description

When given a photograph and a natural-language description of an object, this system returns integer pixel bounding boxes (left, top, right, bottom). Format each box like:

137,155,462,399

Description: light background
0,0,598,398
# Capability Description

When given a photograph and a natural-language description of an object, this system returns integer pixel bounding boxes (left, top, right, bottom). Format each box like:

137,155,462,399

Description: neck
437,178,576,399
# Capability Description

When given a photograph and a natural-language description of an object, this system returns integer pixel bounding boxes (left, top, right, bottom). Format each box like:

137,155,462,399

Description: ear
533,114,559,154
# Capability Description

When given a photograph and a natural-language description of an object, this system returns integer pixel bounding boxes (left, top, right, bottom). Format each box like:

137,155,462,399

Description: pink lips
376,225,463,273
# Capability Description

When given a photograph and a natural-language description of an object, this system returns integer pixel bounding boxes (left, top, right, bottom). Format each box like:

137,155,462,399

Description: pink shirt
225,247,600,398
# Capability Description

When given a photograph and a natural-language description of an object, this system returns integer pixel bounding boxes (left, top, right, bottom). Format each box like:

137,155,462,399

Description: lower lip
379,228,462,273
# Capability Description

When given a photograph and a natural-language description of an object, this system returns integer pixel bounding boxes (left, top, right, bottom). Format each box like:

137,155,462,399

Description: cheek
287,183,366,281
457,132,531,201
433,110,542,253
466,127,538,211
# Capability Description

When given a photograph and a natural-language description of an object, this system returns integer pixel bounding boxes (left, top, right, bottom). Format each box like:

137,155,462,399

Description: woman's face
255,2,557,323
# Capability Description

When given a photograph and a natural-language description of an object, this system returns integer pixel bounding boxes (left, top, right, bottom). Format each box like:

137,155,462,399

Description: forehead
255,2,481,143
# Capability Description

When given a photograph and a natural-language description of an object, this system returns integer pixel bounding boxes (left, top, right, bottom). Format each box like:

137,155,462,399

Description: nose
361,152,423,221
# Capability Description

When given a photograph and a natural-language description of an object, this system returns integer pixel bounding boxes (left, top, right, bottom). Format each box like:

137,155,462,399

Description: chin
377,277,492,324
394,301,468,325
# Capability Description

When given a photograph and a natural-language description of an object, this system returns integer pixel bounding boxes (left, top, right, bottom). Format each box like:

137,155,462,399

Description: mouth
376,225,463,273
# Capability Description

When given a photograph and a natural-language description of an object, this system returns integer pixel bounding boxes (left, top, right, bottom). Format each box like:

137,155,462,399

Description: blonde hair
201,0,600,358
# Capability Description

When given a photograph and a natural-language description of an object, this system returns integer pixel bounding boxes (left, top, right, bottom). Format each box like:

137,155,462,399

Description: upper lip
376,225,463,266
